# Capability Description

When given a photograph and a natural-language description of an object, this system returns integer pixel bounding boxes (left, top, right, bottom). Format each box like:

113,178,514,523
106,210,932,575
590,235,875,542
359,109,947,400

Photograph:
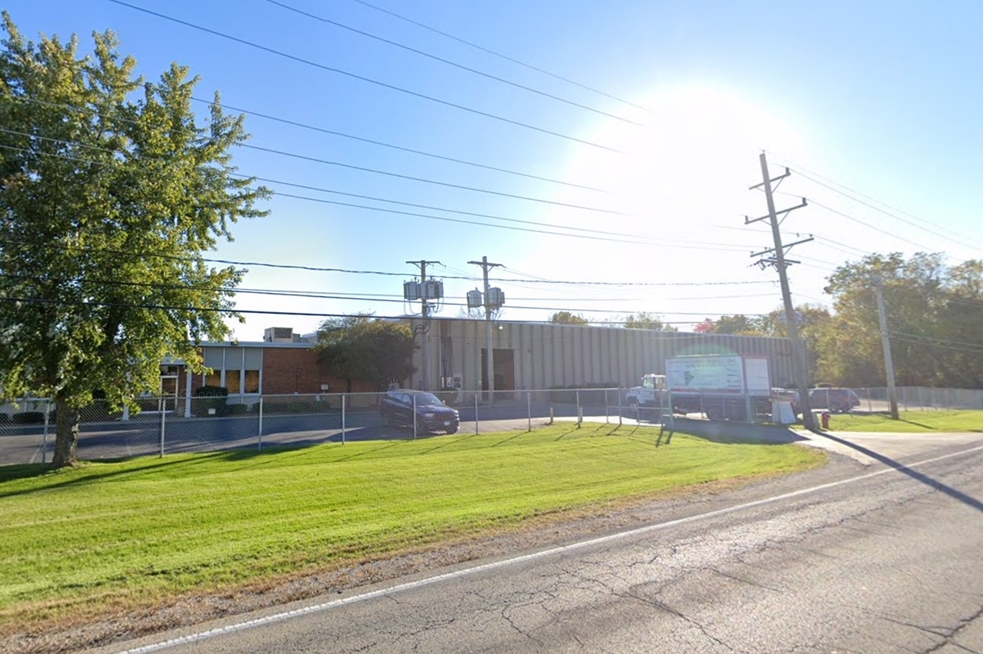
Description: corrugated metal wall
407,318,799,391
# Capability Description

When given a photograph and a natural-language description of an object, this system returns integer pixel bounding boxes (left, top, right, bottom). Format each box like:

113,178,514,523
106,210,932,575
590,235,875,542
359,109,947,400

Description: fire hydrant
820,411,831,430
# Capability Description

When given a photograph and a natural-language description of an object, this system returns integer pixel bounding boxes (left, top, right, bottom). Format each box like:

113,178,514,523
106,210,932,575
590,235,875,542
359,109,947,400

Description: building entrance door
160,375,179,413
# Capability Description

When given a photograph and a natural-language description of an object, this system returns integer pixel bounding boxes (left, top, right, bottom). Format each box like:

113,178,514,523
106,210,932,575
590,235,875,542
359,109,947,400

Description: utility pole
747,152,816,430
873,279,900,419
406,260,440,391
468,256,502,403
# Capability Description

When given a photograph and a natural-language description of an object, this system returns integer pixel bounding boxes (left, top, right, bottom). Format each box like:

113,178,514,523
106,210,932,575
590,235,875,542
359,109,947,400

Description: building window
225,369,242,395
244,370,260,394
205,371,221,387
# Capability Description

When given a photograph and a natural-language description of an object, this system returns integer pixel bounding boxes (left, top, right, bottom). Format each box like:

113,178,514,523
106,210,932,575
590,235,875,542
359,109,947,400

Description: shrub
224,404,250,416
12,412,46,424
192,386,229,417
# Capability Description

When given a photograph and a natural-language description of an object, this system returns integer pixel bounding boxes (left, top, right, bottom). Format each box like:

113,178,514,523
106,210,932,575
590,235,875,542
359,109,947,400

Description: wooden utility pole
468,256,502,403
873,279,900,419
747,153,816,429
407,260,440,390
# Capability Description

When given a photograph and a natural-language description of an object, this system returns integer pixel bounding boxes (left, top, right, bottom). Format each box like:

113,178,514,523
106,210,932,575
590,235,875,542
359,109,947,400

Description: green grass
828,409,982,432
0,423,824,629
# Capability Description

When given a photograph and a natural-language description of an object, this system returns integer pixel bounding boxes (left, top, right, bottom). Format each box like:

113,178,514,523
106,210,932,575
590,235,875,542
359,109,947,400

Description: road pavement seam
115,445,983,654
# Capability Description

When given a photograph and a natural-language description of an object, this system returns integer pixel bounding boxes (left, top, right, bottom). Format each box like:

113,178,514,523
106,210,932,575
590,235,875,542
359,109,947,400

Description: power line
11,94,607,193
240,175,623,237
0,238,774,288
240,143,626,215
264,0,644,127
770,153,979,246
346,0,649,112
806,198,929,251
889,331,983,350
107,0,621,153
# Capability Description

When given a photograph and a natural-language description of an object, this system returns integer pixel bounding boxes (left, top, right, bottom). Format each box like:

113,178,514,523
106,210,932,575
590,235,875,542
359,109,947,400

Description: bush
193,386,229,417
224,404,250,416
12,412,46,424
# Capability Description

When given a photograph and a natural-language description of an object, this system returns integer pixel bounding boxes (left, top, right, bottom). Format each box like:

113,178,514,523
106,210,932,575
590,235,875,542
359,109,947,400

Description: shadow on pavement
810,428,982,512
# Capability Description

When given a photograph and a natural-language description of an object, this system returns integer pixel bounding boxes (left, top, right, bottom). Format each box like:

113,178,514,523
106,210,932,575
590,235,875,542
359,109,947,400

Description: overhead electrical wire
263,0,644,127
190,98,604,192
345,0,649,112
0,141,760,251
106,0,622,152
0,126,623,218
13,94,606,193
239,143,626,215
770,153,979,246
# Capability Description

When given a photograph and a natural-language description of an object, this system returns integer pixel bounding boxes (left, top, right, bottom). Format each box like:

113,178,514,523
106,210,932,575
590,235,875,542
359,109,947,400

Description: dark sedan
380,390,459,435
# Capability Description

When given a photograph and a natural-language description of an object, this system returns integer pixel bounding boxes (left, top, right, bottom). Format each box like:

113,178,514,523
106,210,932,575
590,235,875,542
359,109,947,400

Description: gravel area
3,451,861,654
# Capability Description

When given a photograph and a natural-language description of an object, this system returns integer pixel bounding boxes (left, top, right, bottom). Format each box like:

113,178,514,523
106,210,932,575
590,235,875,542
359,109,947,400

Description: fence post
618,387,623,426
412,393,418,440
42,399,49,467
257,396,264,452
527,391,532,432
341,394,347,444
576,389,582,426
159,404,165,458
604,389,609,424
474,393,479,435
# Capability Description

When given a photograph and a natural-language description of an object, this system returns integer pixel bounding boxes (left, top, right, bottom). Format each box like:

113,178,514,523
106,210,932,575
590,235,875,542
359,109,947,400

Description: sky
6,0,982,341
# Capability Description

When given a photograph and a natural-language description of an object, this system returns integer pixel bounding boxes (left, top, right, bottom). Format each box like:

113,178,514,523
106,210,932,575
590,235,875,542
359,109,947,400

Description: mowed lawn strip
0,423,824,628
829,409,982,432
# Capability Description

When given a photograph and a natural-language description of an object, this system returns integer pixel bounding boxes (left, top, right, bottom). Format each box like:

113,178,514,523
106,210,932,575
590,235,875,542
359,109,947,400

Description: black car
380,390,459,435
808,387,861,413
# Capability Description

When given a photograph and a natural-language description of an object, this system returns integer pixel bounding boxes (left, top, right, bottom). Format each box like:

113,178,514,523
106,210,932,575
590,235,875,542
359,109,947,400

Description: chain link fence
2,386,979,466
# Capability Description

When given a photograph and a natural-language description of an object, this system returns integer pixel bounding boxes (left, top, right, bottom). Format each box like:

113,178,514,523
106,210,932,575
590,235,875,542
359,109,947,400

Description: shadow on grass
810,428,982,512
670,418,809,445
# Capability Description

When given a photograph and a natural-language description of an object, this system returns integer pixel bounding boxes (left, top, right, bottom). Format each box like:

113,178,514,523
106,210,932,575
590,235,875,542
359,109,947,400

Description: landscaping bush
12,412,46,424
224,404,250,416
192,386,229,417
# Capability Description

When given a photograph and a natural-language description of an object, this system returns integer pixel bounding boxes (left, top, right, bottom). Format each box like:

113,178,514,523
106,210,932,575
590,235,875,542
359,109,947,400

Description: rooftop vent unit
263,327,294,343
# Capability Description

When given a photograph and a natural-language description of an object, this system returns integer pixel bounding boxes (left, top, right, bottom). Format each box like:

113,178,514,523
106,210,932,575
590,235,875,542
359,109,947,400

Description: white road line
117,445,983,654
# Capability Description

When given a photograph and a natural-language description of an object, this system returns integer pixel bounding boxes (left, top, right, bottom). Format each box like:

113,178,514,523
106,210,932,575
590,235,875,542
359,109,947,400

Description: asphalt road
99,431,983,654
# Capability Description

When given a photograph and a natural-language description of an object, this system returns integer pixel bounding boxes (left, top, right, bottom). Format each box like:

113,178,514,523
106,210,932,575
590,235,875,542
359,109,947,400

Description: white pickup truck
624,374,667,407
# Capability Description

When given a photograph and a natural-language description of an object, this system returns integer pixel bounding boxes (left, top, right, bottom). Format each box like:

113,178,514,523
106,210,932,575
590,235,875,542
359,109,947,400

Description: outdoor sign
743,356,772,396
666,356,745,394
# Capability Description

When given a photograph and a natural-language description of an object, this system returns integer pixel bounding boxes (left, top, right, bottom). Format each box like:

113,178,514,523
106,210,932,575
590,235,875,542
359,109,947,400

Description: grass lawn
0,423,824,631
828,410,982,433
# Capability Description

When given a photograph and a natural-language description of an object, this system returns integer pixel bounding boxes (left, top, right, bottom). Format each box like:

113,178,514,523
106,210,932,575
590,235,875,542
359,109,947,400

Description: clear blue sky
7,0,982,340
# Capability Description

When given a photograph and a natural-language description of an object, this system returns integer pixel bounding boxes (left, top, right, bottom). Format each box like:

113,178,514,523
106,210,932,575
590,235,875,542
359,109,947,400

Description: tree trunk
51,392,81,469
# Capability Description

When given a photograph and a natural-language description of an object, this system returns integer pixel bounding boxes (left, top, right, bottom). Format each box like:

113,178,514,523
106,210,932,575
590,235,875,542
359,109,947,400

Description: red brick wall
261,348,376,395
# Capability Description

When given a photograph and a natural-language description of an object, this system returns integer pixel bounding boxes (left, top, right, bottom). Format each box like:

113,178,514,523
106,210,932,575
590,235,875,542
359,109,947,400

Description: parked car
380,390,459,435
808,387,860,413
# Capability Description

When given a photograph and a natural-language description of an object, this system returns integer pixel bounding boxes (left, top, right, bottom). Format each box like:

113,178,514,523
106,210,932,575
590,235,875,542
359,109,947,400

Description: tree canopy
315,314,416,392
0,15,269,466
549,311,588,325
817,253,981,388
623,312,677,331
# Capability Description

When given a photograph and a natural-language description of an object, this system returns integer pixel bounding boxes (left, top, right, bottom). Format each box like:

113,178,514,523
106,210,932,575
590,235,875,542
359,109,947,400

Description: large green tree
315,315,417,392
818,252,982,388
0,15,269,467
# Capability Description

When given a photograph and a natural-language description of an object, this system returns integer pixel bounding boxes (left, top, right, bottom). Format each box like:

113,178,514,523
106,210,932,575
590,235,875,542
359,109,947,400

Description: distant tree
315,314,416,392
756,305,832,382
705,314,760,335
549,311,588,325
817,252,982,388
0,15,269,468
693,318,714,333
623,312,677,331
